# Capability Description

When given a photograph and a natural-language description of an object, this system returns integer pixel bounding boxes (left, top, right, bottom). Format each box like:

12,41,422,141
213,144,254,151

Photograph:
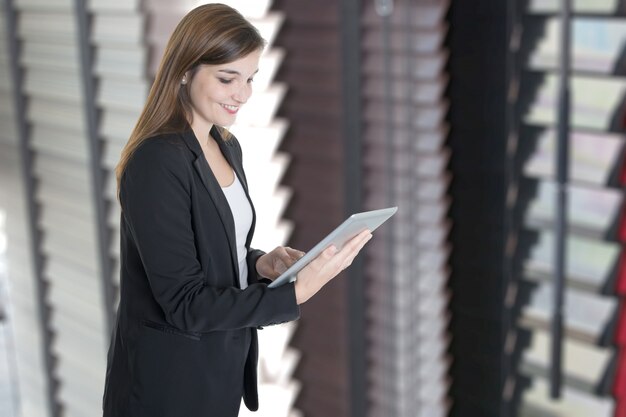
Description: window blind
507,1,626,416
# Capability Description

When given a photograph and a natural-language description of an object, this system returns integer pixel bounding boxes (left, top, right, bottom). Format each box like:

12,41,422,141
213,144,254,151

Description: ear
183,69,195,84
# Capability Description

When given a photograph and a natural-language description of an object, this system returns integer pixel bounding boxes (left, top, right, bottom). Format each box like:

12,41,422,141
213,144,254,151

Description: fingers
276,246,303,267
338,232,372,270
268,247,306,277
284,246,305,260
257,246,302,279
322,245,338,259
349,230,372,249
294,231,373,304
336,230,372,257
312,231,372,272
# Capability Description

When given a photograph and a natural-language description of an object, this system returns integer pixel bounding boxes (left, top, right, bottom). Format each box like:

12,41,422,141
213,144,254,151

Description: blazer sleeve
121,140,299,332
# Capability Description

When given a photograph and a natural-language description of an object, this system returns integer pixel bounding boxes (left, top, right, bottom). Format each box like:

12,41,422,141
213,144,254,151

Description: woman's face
186,49,262,133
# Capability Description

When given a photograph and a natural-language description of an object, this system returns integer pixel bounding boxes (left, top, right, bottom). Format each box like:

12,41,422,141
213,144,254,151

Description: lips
221,103,239,114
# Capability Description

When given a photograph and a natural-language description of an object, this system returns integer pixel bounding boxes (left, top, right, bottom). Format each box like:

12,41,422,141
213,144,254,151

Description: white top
221,173,253,289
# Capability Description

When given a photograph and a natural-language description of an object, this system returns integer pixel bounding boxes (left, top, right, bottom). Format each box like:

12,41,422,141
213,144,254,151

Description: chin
219,116,238,127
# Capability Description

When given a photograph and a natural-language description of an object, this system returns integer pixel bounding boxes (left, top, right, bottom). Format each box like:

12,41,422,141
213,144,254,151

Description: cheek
211,87,230,103
188,78,232,110
189,86,203,109
189,84,214,110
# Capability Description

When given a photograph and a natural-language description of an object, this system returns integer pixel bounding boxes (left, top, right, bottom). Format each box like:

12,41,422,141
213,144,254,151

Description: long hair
115,3,265,197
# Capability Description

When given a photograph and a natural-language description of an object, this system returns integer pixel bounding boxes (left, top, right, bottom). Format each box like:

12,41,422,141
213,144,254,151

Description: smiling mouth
221,104,239,114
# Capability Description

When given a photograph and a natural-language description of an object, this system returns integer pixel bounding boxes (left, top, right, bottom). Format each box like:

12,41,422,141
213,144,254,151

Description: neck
191,122,215,150
190,116,212,137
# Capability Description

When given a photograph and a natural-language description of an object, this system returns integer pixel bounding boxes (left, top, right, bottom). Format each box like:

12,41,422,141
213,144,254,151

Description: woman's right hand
294,230,372,304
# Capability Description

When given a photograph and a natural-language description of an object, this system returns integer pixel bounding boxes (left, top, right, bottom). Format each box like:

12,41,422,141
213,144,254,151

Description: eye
247,78,255,84
218,78,233,84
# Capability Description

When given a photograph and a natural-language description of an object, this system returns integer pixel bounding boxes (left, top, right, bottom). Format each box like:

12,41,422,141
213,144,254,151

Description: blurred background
0,0,625,416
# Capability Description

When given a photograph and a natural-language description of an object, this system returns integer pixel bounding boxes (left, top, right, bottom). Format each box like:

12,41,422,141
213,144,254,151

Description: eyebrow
217,69,259,76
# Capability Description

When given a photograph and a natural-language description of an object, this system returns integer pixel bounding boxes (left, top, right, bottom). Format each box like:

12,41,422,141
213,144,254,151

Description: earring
181,76,187,85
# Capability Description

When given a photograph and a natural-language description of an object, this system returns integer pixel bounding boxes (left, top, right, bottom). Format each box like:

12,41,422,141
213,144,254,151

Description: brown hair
115,3,265,196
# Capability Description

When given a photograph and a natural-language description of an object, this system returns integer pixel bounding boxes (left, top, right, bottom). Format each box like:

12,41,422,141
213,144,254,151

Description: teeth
222,104,238,111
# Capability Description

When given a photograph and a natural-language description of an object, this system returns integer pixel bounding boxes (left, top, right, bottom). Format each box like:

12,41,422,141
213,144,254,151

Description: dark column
340,1,366,416
446,1,509,416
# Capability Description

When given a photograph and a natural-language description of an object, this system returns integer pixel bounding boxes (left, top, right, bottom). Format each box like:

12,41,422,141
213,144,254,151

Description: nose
233,82,252,104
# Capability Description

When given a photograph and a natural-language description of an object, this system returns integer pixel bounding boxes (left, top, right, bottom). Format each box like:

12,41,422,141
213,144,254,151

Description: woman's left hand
256,246,305,280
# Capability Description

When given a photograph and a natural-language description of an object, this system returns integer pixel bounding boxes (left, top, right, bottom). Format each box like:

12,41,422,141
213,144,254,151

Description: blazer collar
181,126,248,189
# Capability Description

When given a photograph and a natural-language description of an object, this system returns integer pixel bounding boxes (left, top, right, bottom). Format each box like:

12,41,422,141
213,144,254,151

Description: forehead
211,50,262,74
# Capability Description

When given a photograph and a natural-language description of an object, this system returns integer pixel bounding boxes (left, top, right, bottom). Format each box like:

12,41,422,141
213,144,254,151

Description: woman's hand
256,246,305,280
294,230,372,304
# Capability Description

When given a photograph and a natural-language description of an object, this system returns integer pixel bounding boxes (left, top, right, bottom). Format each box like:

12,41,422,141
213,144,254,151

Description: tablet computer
268,206,398,288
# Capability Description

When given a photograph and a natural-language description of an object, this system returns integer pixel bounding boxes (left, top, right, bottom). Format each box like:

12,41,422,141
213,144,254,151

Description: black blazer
102,127,300,417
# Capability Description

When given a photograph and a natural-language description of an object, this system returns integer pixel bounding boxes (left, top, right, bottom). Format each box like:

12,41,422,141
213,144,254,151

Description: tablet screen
268,207,398,288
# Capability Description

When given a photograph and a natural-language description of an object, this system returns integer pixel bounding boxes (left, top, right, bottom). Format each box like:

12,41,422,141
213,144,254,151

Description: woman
102,4,371,417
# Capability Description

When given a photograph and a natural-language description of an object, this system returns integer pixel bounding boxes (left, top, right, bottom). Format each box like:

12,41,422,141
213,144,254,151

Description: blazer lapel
212,127,258,250
181,129,240,283
213,129,247,189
